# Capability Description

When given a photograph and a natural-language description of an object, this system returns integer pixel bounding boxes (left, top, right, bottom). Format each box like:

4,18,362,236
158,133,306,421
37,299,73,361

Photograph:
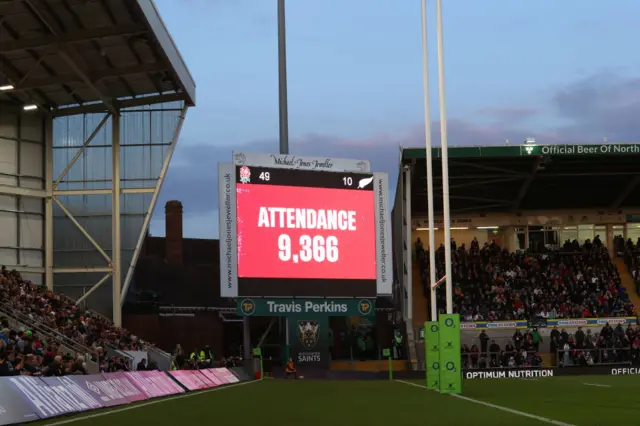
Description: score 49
278,234,338,263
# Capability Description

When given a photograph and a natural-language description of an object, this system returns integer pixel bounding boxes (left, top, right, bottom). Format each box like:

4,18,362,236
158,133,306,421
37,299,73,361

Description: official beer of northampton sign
237,298,375,317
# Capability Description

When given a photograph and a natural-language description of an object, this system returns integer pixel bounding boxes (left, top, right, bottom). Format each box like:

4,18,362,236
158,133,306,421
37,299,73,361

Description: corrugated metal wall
0,107,45,285
52,102,184,318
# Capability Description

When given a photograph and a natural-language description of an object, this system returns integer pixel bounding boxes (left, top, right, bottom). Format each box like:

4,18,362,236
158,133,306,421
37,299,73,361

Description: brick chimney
165,200,183,265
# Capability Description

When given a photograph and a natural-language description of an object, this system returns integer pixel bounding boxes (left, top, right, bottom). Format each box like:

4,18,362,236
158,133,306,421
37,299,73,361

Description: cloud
153,73,640,238
477,107,539,122
551,74,640,142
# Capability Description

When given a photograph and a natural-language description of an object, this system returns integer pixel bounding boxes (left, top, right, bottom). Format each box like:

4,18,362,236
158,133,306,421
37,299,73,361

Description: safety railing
556,348,638,367
0,302,99,373
0,302,94,354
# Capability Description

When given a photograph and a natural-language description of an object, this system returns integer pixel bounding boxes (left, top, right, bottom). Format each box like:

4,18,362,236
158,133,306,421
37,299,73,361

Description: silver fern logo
358,176,374,189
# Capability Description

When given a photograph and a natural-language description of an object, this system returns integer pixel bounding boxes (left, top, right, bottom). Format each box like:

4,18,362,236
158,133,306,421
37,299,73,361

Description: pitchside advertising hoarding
0,368,246,425
218,152,391,298
464,366,640,379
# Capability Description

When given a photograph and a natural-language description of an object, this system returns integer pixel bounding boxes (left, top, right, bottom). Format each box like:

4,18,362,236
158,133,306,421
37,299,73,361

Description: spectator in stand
470,344,479,368
478,330,489,355
46,355,65,376
137,358,147,371
489,340,500,363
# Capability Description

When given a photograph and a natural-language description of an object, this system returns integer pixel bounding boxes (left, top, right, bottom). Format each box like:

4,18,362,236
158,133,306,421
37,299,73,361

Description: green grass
35,376,640,426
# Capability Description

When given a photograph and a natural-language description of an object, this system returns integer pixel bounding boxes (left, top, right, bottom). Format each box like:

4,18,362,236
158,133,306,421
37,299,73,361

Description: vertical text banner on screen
438,314,462,394
218,162,238,297
425,321,440,390
233,151,371,172
374,172,392,295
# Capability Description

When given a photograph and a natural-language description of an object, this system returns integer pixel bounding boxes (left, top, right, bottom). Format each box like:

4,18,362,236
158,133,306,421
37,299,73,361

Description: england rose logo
239,166,251,183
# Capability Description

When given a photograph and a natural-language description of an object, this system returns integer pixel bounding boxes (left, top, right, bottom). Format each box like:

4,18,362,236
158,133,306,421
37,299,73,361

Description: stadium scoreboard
219,153,391,298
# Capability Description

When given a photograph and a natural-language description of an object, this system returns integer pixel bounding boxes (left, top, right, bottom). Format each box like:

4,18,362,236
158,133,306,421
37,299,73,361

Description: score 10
278,234,339,263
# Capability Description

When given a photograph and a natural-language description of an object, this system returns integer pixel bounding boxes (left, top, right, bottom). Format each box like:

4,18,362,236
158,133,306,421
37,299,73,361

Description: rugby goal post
431,275,446,290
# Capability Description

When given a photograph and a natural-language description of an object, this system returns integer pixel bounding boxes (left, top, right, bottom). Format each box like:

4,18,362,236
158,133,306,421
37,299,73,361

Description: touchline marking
582,383,611,388
42,379,261,426
395,380,575,426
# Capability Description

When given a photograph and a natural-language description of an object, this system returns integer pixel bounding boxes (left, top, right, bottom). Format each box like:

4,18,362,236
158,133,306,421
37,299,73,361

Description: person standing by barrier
479,331,489,356
532,328,542,352
285,358,297,379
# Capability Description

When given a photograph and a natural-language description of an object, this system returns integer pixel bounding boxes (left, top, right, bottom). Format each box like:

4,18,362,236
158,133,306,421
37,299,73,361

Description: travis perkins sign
237,298,375,317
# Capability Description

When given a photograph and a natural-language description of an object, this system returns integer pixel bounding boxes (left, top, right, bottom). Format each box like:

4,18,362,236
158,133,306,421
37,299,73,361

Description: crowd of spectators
0,265,155,376
416,237,636,321
461,329,544,369
551,323,640,366
0,318,90,376
170,344,240,371
460,323,640,369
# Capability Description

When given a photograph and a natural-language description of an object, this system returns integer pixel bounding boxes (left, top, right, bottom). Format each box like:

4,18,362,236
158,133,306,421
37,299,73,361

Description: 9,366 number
278,234,339,263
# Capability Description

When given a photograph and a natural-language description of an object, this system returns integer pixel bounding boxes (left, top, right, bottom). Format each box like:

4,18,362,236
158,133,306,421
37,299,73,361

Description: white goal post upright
421,0,438,322
435,0,453,315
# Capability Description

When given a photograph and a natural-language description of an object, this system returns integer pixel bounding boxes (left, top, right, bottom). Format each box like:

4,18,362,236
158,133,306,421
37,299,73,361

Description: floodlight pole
421,0,437,322
435,0,453,314
112,113,122,327
277,0,291,361
278,0,290,155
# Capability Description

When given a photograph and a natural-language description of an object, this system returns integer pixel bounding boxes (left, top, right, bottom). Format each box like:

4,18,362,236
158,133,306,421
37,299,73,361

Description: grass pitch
37,376,640,426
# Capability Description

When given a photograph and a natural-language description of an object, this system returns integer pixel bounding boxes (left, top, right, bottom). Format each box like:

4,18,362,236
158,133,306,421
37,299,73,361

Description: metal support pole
74,272,112,305
44,114,54,290
243,316,251,360
16,111,22,266
404,168,413,322
111,113,122,326
421,0,438,322
277,0,289,155
120,106,189,305
435,0,453,314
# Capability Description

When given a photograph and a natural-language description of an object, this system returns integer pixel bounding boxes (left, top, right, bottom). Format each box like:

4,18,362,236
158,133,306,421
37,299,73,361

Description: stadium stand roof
0,0,195,116
401,143,640,215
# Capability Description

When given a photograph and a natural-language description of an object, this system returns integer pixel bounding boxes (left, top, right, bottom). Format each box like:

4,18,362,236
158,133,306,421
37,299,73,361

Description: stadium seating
416,240,636,321
0,266,159,376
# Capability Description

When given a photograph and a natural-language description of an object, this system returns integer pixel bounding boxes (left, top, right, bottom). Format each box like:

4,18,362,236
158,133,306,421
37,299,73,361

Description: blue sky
149,0,640,238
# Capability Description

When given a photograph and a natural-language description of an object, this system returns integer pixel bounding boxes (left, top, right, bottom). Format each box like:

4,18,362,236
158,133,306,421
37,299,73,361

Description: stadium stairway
614,258,640,309
402,263,429,370
412,263,429,334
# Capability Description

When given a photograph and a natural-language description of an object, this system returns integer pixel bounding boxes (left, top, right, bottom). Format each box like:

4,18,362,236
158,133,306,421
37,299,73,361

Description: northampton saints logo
358,299,373,316
240,299,256,316
297,320,319,350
